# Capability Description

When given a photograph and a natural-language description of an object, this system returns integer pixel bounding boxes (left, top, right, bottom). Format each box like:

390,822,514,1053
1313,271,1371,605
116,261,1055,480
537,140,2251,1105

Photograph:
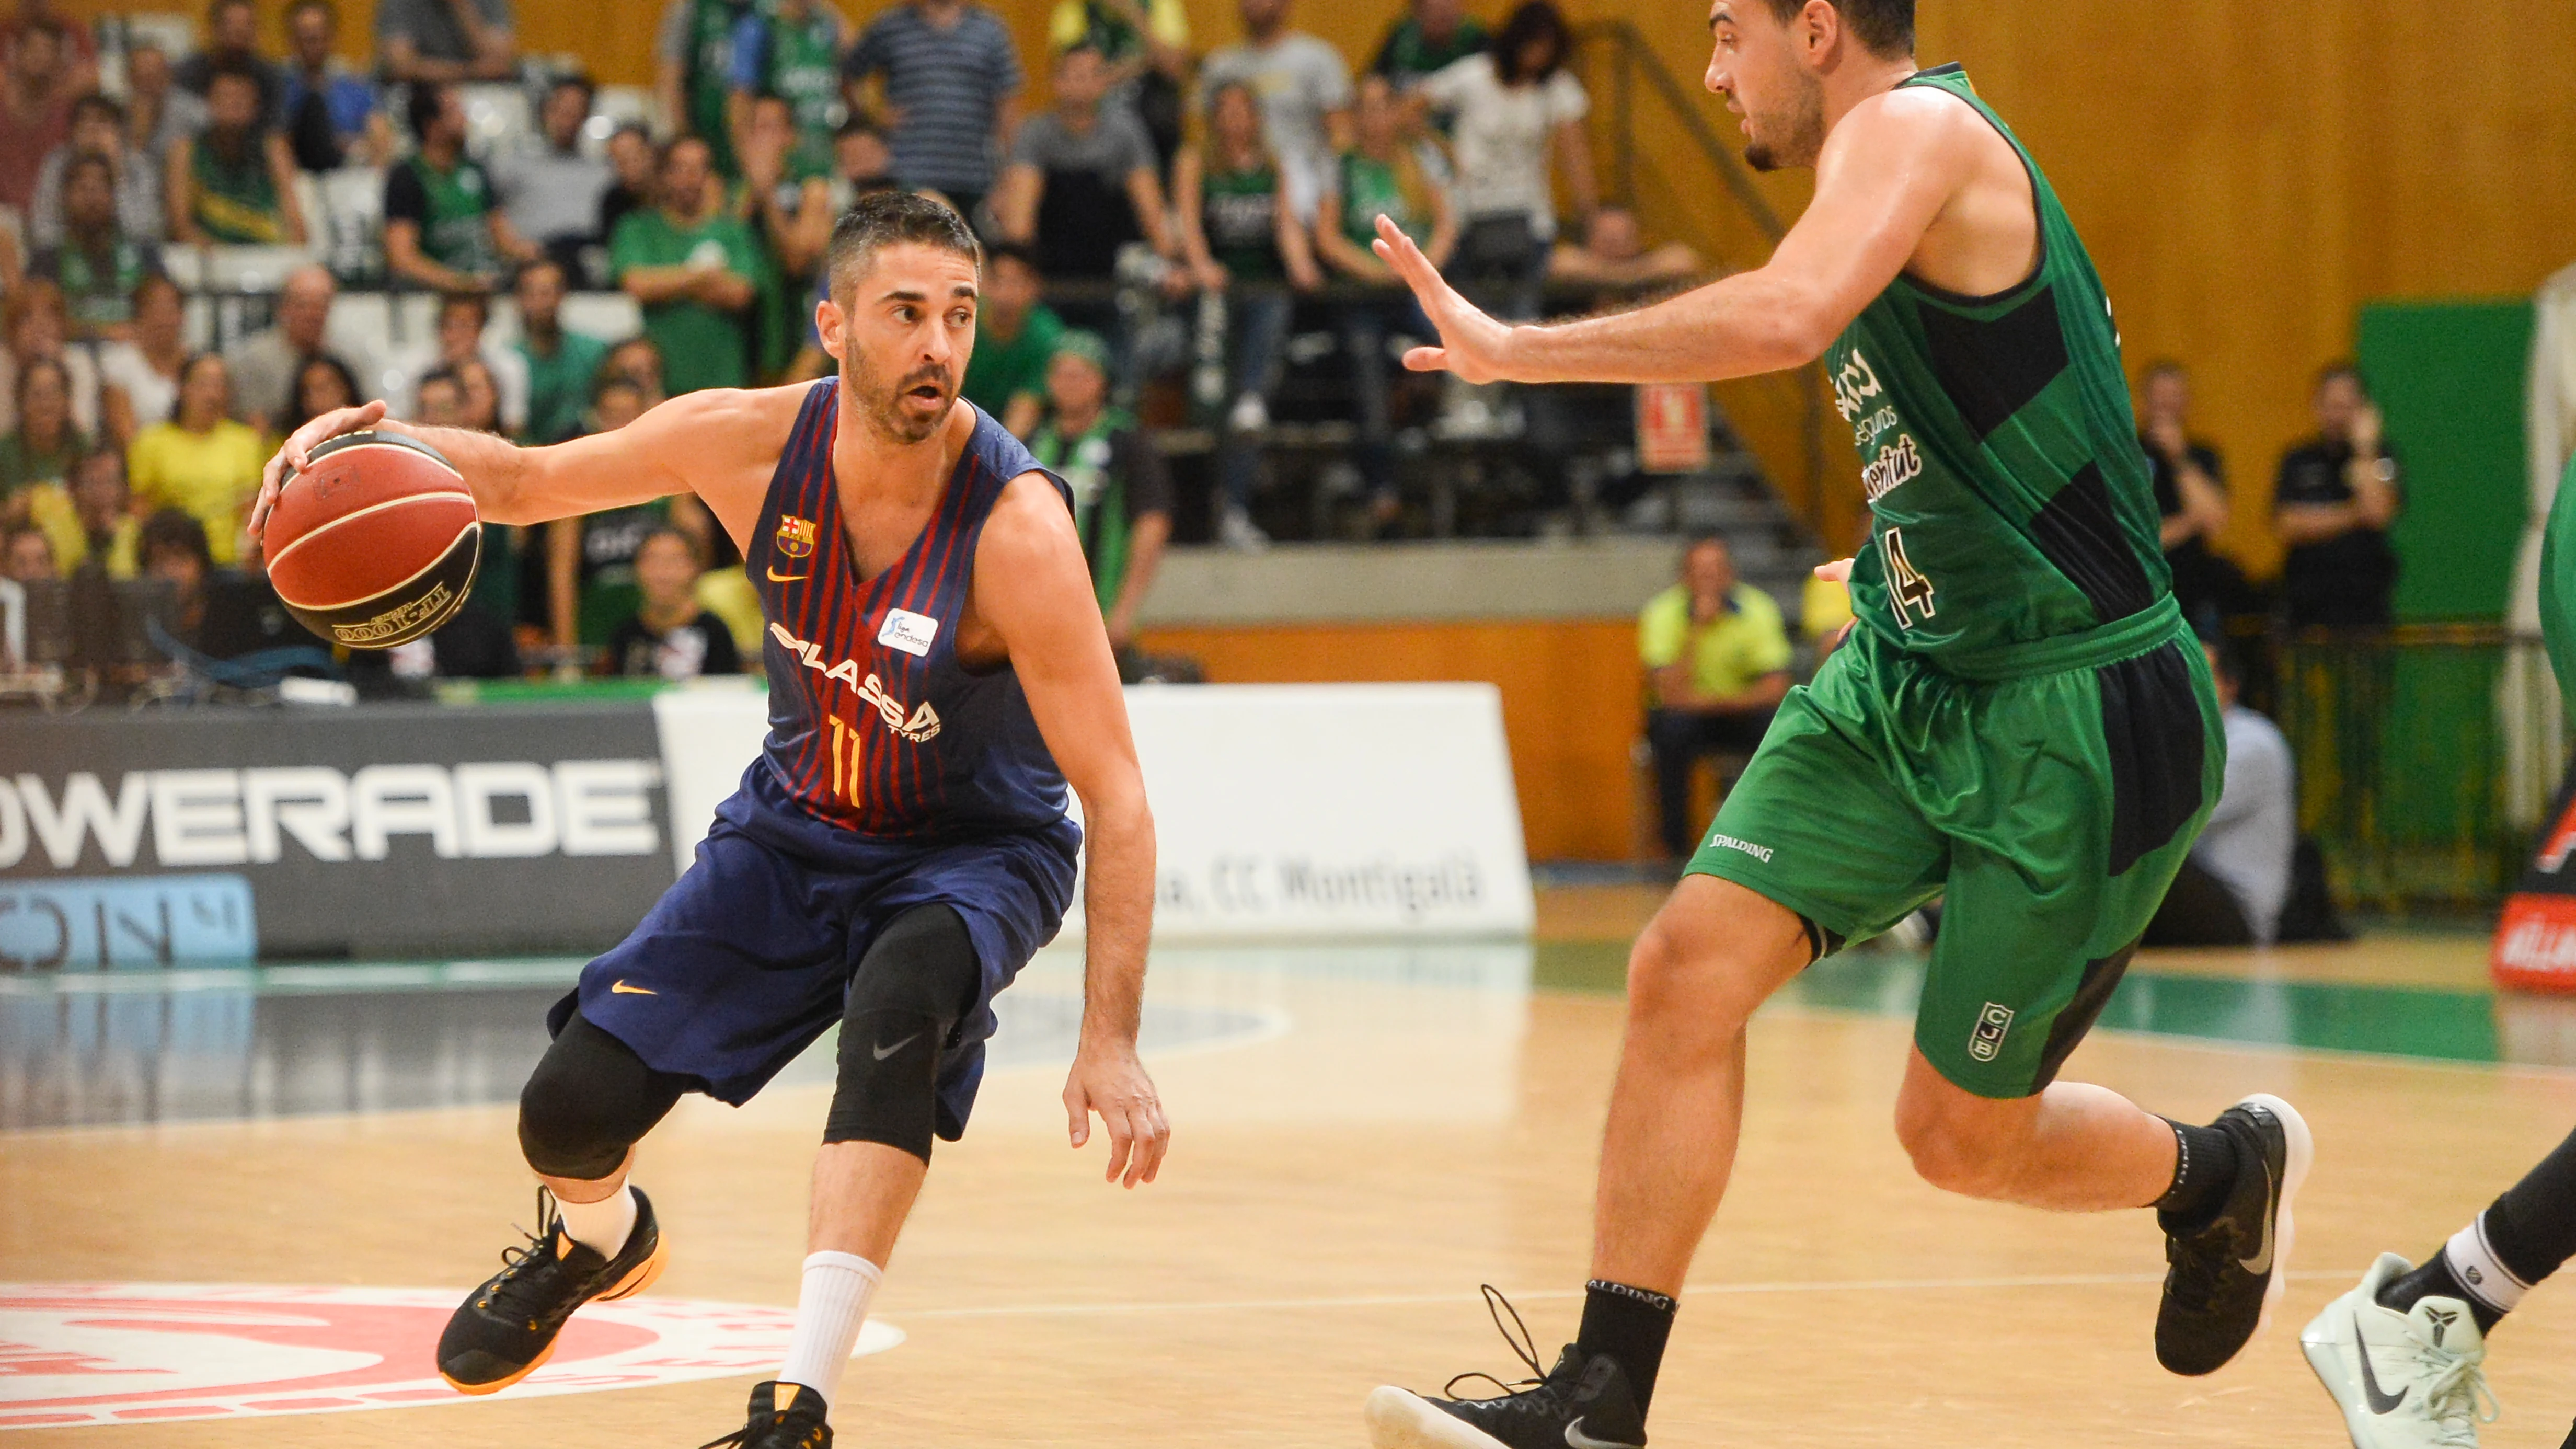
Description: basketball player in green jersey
1363,4,2308,1446
2293,449,2576,1449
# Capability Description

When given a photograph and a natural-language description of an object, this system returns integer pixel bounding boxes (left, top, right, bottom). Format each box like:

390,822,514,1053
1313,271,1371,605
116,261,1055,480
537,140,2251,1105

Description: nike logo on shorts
611,980,657,995
872,1032,922,1061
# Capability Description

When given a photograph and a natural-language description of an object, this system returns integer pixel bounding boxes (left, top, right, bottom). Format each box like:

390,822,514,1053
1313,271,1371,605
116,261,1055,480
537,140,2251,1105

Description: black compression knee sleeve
2485,1123,2576,1288
825,906,982,1162
518,1012,689,1181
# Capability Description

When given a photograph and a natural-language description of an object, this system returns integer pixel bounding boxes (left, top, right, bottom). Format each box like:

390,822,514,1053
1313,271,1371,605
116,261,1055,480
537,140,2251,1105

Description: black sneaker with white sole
2155,1093,2314,1376
1365,1288,1648,1449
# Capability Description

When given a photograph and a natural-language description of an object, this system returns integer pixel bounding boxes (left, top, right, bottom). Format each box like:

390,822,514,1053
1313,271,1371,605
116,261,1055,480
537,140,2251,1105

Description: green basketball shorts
1687,603,2223,1098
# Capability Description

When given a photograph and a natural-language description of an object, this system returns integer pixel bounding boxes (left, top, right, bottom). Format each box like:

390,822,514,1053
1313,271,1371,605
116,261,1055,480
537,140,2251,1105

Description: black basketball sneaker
2155,1093,2314,1376
435,1187,669,1393
1365,1288,1649,1449
700,1381,831,1449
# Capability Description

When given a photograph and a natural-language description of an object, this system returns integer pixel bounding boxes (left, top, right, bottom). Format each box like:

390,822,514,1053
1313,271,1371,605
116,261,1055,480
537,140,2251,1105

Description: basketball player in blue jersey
249,192,1167,1449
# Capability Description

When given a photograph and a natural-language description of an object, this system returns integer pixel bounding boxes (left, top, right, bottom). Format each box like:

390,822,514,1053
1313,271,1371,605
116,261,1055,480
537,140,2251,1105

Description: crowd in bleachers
0,0,1721,691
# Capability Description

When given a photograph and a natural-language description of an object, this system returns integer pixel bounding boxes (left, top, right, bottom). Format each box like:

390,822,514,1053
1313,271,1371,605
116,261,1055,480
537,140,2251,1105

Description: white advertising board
650,683,1534,942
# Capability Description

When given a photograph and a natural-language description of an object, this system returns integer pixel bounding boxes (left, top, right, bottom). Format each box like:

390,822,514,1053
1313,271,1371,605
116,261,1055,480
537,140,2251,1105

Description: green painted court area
1533,938,2571,1070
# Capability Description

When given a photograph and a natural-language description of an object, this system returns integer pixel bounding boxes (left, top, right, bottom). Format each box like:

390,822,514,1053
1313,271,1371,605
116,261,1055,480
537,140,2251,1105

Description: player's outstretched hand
250,399,389,541
1063,1039,1169,1189
1372,213,1517,385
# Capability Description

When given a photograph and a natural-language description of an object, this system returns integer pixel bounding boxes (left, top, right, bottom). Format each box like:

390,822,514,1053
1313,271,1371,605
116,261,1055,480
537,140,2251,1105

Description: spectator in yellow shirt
32,445,141,578
126,353,267,565
1638,534,1791,859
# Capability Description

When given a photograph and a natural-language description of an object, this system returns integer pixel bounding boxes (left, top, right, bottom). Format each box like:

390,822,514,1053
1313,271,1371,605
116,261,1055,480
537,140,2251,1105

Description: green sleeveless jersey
1202,160,1283,280
1830,65,2171,680
683,0,753,178
191,133,285,244
399,154,501,277
761,4,845,182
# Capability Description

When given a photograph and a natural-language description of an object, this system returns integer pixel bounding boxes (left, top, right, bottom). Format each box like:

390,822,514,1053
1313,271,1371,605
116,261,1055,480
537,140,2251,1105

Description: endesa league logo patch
0,1284,903,1429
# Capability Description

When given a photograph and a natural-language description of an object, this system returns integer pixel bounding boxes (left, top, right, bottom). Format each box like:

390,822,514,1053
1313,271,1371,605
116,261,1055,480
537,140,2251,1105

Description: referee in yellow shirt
1638,535,1792,860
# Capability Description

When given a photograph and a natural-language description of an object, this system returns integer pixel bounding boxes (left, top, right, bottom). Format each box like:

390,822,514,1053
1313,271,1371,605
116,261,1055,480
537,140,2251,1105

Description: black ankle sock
2153,1118,2240,1233
2379,1254,2502,1332
2487,1126,2576,1289
1576,1280,1676,1416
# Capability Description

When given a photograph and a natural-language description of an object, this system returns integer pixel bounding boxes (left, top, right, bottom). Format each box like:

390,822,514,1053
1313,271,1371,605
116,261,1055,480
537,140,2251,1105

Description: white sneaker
1217,506,1270,553
1227,392,1270,433
2301,1253,2499,1448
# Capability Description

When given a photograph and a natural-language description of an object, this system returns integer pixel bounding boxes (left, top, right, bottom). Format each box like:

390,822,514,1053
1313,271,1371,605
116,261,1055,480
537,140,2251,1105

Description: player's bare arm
1372,85,2028,386
249,387,805,553
970,473,1169,1189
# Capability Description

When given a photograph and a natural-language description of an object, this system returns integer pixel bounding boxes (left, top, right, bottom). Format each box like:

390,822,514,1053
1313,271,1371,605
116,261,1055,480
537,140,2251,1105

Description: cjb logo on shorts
1968,1002,2015,1062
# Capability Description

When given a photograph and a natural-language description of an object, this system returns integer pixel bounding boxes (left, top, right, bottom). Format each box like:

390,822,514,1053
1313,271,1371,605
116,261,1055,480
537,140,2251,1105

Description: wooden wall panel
1136,619,1646,861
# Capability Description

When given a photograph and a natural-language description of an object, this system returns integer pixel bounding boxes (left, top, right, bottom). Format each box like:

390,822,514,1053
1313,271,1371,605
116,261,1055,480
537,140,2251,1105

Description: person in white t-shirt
1415,0,1595,321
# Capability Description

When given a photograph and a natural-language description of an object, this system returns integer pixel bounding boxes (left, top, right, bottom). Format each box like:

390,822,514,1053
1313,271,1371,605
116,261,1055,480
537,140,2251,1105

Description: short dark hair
982,239,1039,275
1763,0,1914,58
407,82,451,143
207,0,254,22
140,508,213,570
417,364,466,401
437,291,490,327
1491,1,1571,84
548,72,596,108
2142,358,2188,384
2316,360,2364,394
825,190,981,300
635,525,701,565
205,57,264,97
835,116,885,143
289,0,339,24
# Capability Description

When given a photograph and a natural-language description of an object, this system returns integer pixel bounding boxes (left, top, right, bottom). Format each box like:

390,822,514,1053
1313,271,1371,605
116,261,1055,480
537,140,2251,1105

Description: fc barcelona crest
776,515,818,559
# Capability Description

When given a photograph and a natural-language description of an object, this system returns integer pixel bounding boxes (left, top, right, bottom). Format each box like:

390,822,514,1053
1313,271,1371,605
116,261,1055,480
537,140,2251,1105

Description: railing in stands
1569,20,1845,550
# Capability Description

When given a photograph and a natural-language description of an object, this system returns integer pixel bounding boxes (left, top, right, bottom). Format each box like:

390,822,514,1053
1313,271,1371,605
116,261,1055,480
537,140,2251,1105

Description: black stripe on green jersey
1828,63,2172,677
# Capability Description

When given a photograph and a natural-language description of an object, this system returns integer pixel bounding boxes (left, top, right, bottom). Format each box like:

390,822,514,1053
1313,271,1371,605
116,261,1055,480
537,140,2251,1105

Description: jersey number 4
1882,527,1938,627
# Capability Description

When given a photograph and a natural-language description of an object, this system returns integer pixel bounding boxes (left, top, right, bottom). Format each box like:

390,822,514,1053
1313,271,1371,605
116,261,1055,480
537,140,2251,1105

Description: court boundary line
890,1269,2362,1321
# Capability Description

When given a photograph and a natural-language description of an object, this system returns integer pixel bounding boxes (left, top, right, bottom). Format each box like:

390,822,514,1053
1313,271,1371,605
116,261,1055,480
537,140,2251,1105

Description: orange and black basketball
263,431,481,649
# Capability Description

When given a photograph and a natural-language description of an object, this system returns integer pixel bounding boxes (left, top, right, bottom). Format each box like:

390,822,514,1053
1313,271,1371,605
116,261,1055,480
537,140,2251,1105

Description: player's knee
518,1016,677,1181
1894,1089,2022,1199
823,906,979,1164
1625,918,1760,1040
825,1006,944,1163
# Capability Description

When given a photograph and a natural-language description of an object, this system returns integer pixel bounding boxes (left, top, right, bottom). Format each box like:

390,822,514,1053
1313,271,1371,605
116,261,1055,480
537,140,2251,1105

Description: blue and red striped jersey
747,382,1073,839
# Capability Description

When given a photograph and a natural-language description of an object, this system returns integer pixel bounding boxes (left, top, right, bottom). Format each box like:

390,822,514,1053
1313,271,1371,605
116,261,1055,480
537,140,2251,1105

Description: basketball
263,431,481,650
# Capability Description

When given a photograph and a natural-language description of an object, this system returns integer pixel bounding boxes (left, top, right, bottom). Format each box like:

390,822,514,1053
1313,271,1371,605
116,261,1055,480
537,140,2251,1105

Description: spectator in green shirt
1638,534,1792,859
610,135,761,396
386,82,537,293
958,242,1063,439
512,259,608,443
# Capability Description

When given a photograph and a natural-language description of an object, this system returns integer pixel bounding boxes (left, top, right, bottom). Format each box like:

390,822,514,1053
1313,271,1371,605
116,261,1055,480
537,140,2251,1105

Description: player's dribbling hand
1372,213,1516,384
1063,1040,1169,1189
250,399,389,540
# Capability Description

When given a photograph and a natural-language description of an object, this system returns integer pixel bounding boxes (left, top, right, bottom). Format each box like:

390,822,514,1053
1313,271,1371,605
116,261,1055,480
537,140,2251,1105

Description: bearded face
841,332,958,445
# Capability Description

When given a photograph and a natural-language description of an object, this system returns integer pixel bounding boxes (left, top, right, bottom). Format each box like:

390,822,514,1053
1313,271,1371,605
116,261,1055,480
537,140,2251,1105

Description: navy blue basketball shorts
549,762,1082,1141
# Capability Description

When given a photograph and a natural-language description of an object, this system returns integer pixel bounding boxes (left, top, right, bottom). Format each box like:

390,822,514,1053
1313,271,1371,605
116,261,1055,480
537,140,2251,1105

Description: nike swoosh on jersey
1564,1419,1639,1449
610,981,658,995
872,1032,922,1062
2238,1155,2278,1274
2353,1314,2409,1414
766,566,809,582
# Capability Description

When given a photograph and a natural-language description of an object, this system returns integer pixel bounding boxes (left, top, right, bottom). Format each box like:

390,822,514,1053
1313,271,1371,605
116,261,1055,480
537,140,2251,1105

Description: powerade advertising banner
1,705,671,962
2496,759,2576,992
2,684,1535,964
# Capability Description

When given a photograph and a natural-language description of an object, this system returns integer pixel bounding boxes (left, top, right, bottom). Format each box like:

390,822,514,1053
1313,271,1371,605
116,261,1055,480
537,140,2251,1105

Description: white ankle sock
556,1185,637,1258
777,1251,883,1407
2444,1213,2530,1316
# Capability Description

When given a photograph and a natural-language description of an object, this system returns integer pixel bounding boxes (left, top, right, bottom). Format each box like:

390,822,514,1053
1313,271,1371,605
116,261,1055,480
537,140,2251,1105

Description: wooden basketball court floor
9,888,2576,1446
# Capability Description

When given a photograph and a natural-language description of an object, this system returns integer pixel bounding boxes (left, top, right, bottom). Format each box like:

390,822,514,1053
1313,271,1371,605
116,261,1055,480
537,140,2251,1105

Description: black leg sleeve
518,1011,690,1181
824,905,983,1162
